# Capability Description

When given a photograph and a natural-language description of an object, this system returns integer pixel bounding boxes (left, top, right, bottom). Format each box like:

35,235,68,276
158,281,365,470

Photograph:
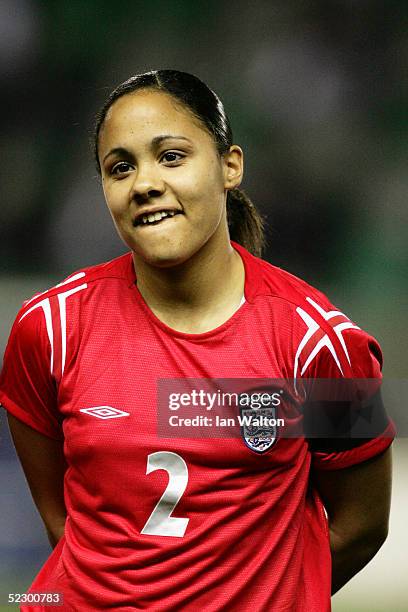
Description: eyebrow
152,135,192,146
102,135,192,164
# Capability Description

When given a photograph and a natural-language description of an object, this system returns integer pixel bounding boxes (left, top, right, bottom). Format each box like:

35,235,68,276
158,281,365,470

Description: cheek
194,175,226,218
103,184,127,217
179,164,225,210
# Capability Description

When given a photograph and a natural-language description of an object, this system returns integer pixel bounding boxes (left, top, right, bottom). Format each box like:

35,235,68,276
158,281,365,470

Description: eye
110,161,134,176
160,151,185,165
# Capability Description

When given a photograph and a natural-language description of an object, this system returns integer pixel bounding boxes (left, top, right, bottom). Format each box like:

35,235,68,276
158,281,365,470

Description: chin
125,229,215,270
132,243,193,269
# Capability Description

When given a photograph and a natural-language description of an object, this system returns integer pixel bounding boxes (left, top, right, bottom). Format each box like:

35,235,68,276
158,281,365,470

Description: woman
0,70,394,611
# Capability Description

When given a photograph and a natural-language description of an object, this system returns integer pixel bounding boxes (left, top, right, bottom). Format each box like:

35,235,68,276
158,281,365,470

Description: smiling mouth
134,210,182,227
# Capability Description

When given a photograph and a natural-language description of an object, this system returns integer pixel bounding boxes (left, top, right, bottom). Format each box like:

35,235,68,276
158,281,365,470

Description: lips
133,208,182,226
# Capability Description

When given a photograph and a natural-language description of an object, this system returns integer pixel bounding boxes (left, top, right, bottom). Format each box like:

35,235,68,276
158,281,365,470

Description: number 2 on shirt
141,451,189,537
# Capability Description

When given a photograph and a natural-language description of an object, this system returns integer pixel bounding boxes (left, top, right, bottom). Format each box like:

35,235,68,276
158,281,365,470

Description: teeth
139,210,178,225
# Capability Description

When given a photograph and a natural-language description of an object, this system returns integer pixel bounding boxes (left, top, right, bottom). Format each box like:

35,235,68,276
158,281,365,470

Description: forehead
99,89,209,149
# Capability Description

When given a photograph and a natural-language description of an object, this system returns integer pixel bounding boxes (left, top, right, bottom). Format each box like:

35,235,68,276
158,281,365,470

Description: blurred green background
0,1,407,610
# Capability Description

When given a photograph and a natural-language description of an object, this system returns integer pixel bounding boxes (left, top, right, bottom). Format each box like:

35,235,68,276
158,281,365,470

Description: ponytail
226,189,265,258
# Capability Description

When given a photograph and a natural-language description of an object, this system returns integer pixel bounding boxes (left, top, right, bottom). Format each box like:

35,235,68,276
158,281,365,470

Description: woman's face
98,89,243,268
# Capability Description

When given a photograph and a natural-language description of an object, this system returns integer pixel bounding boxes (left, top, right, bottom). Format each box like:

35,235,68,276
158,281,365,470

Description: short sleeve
307,326,395,470
0,304,63,440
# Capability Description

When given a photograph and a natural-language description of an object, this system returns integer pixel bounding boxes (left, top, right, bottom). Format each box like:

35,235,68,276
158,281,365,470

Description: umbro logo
80,406,130,419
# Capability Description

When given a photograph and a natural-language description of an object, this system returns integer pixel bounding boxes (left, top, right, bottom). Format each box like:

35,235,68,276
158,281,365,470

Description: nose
129,163,165,202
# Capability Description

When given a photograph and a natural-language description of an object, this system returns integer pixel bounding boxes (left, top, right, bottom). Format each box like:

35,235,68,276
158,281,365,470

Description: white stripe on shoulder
18,279,87,376
57,283,87,376
55,272,86,288
23,271,87,307
19,299,54,373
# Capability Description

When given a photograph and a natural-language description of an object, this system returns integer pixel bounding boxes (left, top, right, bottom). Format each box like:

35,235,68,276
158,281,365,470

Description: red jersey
0,242,394,612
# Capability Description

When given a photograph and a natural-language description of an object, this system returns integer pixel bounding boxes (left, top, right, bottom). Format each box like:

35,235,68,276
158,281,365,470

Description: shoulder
9,252,133,355
258,258,330,308
235,243,381,378
235,241,336,312
17,252,133,322
4,253,134,383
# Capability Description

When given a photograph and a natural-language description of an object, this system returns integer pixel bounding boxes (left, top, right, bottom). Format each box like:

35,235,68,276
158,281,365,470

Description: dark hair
94,70,265,257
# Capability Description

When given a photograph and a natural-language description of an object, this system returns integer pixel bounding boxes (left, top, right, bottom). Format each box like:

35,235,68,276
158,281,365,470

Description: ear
223,145,244,190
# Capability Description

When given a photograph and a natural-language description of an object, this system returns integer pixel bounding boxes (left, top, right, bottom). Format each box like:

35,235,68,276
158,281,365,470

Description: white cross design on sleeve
294,297,360,379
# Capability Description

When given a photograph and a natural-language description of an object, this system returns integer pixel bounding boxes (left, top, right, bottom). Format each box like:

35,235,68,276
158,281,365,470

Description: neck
132,237,245,332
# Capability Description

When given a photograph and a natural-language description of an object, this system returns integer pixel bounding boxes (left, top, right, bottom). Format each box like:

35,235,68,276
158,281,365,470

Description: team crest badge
240,406,277,453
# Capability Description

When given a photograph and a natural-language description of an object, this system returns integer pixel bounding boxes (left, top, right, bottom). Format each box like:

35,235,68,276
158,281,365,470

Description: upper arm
0,297,67,546
302,312,394,539
7,413,67,547
312,447,392,544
